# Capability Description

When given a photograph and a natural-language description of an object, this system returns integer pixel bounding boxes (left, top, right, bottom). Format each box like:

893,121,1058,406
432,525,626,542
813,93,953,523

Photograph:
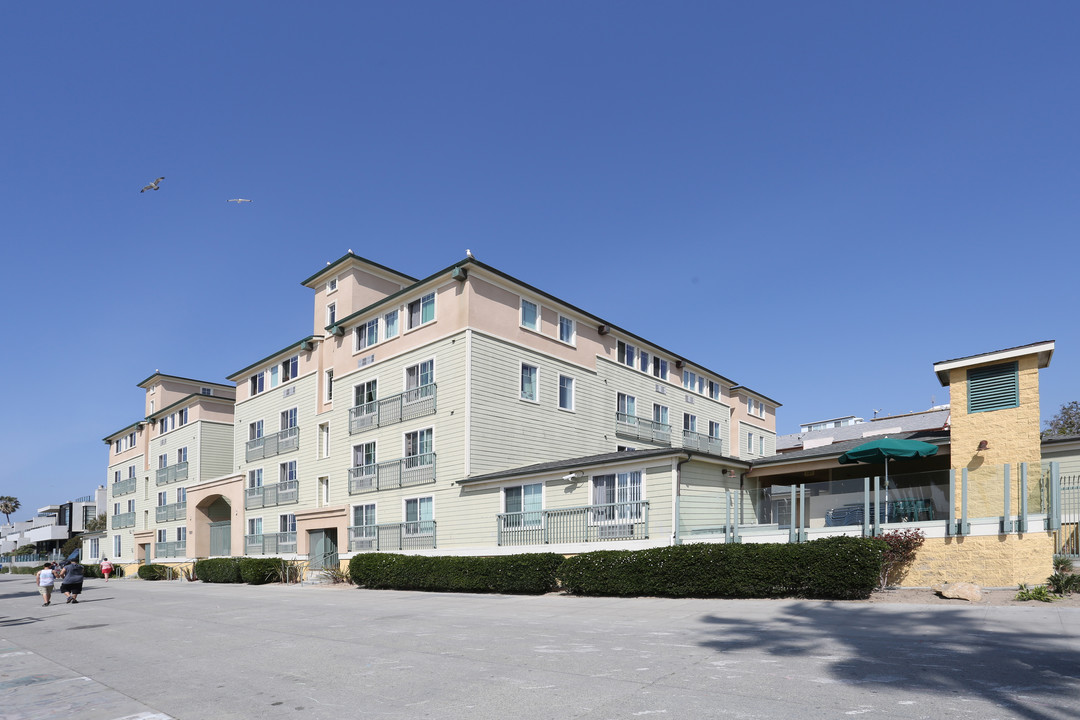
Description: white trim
933,341,1055,385
520,361,540,403
404,290,437,334
557,314,576,347
519,296,542,334
557,373,575,412
464,329,473,477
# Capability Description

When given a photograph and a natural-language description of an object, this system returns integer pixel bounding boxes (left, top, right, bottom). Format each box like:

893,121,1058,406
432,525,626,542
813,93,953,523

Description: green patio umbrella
837,438,939,520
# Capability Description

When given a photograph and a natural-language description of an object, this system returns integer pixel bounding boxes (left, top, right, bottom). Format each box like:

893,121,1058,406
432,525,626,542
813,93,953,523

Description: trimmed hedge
349,552,564,594
559,536,886,600
194,558,243,583
137,564,171,581
238,558,284,585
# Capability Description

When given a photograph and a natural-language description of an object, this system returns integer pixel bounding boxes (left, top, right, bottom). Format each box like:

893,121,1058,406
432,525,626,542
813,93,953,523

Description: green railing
348,453,436,494
112,477,136,496
245,480,299,509
245,532,297,555
347,521,436,551
111,512,135,529
155,501,187,523
154,541,186,558
349,384,437,434
245,427,300,462
497,501,649,546
681,431,723,455
615,413,671,444
156,462,189,486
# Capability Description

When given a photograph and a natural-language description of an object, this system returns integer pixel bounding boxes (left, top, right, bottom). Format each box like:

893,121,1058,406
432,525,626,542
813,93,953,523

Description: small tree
85,513,107,532
61,536,83,558
0,496,20,524
878,528,926,589
1044,400,1080,437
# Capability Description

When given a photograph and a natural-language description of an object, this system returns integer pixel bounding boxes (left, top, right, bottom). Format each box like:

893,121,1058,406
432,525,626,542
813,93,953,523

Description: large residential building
1,488,105,557
102,253,779,566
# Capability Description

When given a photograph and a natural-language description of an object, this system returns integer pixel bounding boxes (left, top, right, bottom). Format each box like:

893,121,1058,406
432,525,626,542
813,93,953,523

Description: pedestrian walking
58,560,86,603
35,563,56,606
101,557,114,582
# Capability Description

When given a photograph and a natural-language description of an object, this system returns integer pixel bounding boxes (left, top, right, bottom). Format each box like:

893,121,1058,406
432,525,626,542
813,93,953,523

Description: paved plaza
1,573,1078,719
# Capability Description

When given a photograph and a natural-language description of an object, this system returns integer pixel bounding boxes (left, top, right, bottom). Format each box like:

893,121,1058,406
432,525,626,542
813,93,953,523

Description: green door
142,544,151,565
309,529,339,570
210,521,231,556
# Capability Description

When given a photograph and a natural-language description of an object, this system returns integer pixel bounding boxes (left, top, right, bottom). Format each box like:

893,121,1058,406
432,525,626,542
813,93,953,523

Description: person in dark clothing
58,561,85,603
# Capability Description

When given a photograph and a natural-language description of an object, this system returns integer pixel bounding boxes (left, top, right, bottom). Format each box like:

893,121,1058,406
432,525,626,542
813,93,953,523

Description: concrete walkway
1,574,1078,719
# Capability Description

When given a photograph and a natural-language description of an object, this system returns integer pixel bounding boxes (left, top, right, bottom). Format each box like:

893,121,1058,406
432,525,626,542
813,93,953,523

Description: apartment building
176,253,778,566
102,375,235,563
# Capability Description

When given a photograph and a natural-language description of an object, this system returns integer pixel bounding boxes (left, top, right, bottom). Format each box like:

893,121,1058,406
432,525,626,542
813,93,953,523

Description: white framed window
653,404,669,426
683,370,706,394
126,499,135,512
520,363,538,402
158,454,168,469
249,372,265,396
282,356,298,382
639,350,651,374
404,429,433,465
354,379,377,406
353,441,376,471
384,309,399,339
114,439,121,454
248,517,263,536
683,414,697,433
617,340,637,368
325,370,334,402
504,483,542,527
327,277,338,294
652,356,668,380
280,407,298,430
248,469,263,488
157,529,167,543
746,431,754,455
280,460,297,483
404,359,434,399
113,534,122,557
127,431,137,447
319,477,330,506
114,470,121,483
558,315,575,344
708,381,721,401
128,466,136,479
201,387,212,396
157,491,167,507
249,420,264,441
327,302,337,326
352,503,376,529
279,513,296,533
404,496,434,534
520,299,539,331
178,409,189,427
149,400,155,413
176,527,186,542
591,471,643,520
355,319,378,351
558,375,574,411
759,435,765,455
617,392,636,418
270,365,280,388
176,487,187,502
88,537,99,559
709,421,722,439
407,292,435,329
319,422,330,458
177,447,187,464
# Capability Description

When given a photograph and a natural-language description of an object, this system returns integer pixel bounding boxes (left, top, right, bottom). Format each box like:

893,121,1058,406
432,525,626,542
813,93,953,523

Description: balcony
615,413,671,445
348,453,436,494
112,477,136,497
682,431,724,455
349,384,437,434
155,541,187,558
111,512,135,529
245,480,299,510
496,501,649,546
347,521,436,552
155,501,187,523
245,427,300,463
156,462,189,486
245,532,297,555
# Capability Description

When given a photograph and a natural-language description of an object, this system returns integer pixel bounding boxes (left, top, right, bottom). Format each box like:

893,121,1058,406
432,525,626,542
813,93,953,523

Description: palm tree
0,496,20,525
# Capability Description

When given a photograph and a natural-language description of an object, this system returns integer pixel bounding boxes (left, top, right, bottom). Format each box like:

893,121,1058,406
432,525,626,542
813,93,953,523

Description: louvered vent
967,362,1019,413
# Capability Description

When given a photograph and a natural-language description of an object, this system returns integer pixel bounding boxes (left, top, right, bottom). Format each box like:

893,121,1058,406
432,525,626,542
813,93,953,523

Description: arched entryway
186,474,245,558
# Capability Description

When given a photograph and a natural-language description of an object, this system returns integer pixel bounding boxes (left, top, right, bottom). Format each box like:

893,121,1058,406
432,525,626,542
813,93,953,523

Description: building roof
227,336,320,381
933,341,1055,386
102,419,146,444
753,429,951,467
459,448,748,485
777,408,951,452
136,373,234,390
300,252,418,289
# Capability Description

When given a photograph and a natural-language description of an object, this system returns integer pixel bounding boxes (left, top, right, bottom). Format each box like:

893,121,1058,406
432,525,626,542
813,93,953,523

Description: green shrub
194,558,243,583
8,565,45,575
137,564,171,581
559,537,886,600
238,558,284,585
1053,555,1074,574
1015,583,1057,602
1047,572,1080,595
349,552,564,594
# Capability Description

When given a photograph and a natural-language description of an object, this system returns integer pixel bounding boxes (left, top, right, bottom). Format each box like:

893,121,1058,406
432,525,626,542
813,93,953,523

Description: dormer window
327,278,338,293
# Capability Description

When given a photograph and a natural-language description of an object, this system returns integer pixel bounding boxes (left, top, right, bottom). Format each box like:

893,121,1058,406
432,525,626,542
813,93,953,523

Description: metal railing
349,384,437,434
112,477,136,496
155,501,187,523
348,453,436,494
347,521,436,551
497,501,649,546
245,480,299,509
156,462,189,485
245,427,300,462
154,541,187,558
681,431,723,455
245,532,297,555
111,512,135,529
615,413,671,444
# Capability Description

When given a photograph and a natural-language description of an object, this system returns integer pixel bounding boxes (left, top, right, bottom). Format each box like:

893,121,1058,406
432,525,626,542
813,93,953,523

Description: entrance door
209,521,231,556
309,529,339,570
142,544,151,565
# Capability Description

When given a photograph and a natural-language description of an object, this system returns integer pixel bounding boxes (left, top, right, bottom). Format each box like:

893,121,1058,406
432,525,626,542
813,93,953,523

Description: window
520,299,539,331
404,496,433,533
683,370,705,394
967,362,1019,413
319,477,329,506
354,379,377,407
708,381,721,401
384,309,399,339
356,319,378,350
88,536,99,559
327,278,338,293
520,363,538,402
114,440,121,453
684,413,697,433
639,350,651,374
746,432,754,455
113,534,122,557
177,408,189,427
617,393,636,418
325,370,334,402
157,529,167,543
279,513,296,533
126,499,135,513
617,445,636,452
708,421,721,439
247,469,263,488
176,527,186,542
114,470,121,483
652,356,668,380
249,420,264,441
558,315,575,344
592,471,642,519
248,517,262,536
176,487,187,502
158,454,168,469
353,442,376,471
177,447,187,464
159,414,174,434
250,372,265,396
653,404,669,426
353,503,375,528
282,356,298,382
504,483,542,527
407,292,435,329
319,423,330,458
113,502,120,515
127,431,137,447
404,429,433,464
758,435,765,455
327,302,337,326
201,387,212,396
281,408,298,430
280,461,297,483
270,365,280,388
128,466,136,479
617,340,637,368
157,491,167,507
558,375,574,411
405,360,433,394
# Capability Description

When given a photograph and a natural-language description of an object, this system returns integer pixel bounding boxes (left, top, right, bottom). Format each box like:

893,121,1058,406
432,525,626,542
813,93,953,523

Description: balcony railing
497,501,649,546
615,413,671,445
155,541,187,558
111,512,135,529
245,532,297,555
245,427,300,462
348,453,436,494
682,431,724,455
112,477,136,497
155,501,187,523
156,462,189,486
347,521,436,552
349,384,437,434
245,480,299,510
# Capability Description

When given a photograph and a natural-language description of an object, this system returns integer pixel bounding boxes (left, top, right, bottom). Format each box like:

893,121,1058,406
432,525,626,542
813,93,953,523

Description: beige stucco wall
901,532,1055,587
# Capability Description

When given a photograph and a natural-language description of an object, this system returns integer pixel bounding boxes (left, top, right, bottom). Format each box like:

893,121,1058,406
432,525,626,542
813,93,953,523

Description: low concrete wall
902,532,1055,587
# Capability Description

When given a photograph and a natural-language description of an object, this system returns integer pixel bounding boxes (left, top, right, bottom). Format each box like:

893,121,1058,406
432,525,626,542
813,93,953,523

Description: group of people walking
34,557,113,607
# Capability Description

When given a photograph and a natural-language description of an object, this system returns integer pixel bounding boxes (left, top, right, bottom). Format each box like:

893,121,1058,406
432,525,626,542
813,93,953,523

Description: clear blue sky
2,3,1077,519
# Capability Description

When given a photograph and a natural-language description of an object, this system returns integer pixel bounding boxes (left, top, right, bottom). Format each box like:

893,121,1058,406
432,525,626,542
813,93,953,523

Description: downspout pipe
672,454,691,545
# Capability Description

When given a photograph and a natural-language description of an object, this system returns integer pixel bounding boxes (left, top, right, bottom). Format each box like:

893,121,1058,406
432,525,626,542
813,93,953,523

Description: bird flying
140,177,164,193
228,198,253,203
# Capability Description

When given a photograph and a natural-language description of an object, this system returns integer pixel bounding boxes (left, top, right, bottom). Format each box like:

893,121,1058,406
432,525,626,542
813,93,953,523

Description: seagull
140,177,164,193
466,248,474,258
227,198,253,203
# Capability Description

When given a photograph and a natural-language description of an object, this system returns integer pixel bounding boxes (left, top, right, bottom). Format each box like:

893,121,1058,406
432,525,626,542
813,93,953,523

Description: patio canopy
837,438,940,466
